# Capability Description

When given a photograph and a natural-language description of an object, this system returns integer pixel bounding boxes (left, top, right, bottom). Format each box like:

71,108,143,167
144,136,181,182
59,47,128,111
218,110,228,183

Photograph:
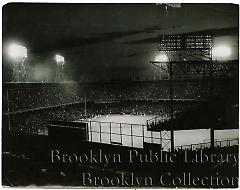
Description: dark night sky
2,3,239,82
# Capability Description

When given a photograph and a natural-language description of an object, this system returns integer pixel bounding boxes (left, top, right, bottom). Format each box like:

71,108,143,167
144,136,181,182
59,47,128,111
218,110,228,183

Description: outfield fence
87,120,171,150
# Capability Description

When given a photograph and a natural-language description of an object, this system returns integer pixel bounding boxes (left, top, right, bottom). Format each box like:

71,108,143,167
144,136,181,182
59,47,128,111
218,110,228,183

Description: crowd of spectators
5,86,84,112
3,78,235,113
2,78,237,135
5,101,178,135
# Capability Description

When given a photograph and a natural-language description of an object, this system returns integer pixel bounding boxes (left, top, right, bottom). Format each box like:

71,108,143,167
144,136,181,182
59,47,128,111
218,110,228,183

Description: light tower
150,34,214,152
154,53,169,79
55,54,65,82
7,43,28,82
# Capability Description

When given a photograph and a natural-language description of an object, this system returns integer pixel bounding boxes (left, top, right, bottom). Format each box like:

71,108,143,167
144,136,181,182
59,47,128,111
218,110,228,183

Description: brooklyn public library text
51,149,238,166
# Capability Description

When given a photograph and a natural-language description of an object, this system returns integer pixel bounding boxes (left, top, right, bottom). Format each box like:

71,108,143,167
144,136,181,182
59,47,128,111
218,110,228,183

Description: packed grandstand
2,77,238,135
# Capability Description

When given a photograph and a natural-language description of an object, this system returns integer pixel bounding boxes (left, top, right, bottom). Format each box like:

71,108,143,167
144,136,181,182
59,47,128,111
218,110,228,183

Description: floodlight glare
55,54,65,81
155,53,169,62
212,45,231,60
8,43,27,60
55,54,64,63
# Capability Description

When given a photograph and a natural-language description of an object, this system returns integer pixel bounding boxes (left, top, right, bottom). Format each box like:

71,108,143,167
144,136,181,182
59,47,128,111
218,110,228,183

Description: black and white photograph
1,2,239,188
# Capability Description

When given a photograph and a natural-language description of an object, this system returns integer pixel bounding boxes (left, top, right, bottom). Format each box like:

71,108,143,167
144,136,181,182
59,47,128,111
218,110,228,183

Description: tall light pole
55,54,65,82
154,53,169,79
210,44,231,148
151,53,174,151
7,43,28,82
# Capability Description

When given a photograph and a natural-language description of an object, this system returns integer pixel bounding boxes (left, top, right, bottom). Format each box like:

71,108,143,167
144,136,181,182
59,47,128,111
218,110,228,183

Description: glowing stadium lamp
155,53,169,62
212,45,231,60
7,43,28,82
55,54,65,82
7,43,27,60
55,54,65,64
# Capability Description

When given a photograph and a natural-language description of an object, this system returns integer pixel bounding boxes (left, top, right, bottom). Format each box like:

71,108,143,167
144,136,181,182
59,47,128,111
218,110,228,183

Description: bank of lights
212,45,231,60
8,43,27,60
155,53,169,62
55,54,65,63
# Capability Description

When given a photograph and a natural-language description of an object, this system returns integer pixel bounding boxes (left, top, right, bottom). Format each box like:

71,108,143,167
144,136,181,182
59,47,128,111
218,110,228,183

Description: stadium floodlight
212,45,231,60
55,54,65,64
6,43,28,82
7,43,27,60
55,54,65,82
155,53,169,62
